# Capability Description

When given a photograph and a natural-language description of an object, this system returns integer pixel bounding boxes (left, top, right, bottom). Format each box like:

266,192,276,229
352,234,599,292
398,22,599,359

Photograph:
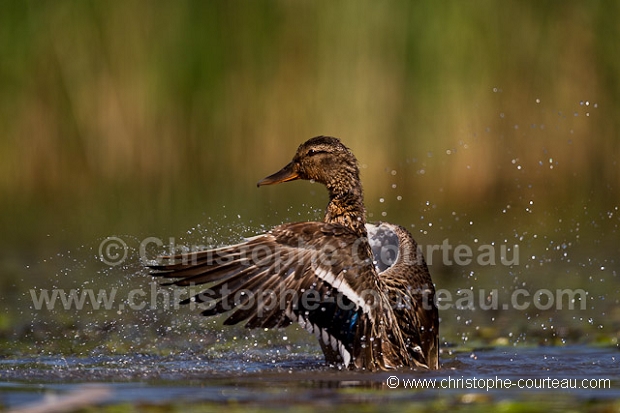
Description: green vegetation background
1,1,618,353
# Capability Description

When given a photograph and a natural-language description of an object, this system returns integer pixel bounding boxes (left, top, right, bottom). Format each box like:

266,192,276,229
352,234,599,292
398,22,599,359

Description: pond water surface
2,345,618,411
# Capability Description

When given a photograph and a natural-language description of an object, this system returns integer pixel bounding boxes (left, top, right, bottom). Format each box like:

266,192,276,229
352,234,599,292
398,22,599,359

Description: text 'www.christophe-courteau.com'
30,235,587,313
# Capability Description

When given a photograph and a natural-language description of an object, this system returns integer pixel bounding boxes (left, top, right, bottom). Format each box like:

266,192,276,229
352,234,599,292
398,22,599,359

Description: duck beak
257,162,300,187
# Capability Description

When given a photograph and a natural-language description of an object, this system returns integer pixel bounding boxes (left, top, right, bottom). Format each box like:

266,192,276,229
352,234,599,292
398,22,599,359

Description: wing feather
149,222,381,328
367,222,439,369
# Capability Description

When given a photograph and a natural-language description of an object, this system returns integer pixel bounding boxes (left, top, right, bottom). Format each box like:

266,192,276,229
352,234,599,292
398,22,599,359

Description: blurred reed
0,0,618,243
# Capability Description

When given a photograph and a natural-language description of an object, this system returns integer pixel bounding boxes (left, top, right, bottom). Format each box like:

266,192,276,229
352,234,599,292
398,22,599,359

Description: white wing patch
366,223,401,273
312,267,372,314
293,312,353,369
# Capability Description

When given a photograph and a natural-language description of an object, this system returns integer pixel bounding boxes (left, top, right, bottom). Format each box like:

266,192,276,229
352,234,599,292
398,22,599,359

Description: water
1,346,618,411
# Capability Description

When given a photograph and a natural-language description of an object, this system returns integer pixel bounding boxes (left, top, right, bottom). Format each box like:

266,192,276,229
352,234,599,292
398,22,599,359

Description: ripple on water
1,345,619,409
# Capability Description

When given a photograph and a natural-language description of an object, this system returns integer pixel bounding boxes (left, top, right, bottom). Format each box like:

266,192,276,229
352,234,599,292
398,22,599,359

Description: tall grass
0,0,618,242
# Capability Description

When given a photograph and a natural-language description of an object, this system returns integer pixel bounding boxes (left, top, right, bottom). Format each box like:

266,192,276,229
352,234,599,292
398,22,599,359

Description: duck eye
307,149,323,157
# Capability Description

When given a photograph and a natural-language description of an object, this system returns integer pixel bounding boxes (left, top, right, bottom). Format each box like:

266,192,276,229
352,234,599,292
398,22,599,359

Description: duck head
257,136,361,196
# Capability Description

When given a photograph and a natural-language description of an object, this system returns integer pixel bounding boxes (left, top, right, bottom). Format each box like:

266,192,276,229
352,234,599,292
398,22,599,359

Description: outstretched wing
148,221,388,368
367,222,439,370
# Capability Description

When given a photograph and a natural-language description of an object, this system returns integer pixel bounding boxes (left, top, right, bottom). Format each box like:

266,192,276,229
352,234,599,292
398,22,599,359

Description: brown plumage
148,136,439,371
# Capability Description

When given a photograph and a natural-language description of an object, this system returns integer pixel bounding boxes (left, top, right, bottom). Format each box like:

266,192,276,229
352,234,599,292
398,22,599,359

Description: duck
148,136,439,371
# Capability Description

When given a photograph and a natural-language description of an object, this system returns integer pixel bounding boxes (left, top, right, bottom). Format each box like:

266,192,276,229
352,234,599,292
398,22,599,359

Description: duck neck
324,182,367,235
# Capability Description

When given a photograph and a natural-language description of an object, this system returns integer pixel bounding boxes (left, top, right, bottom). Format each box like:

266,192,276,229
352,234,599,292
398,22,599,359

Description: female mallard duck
149,136,438,371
